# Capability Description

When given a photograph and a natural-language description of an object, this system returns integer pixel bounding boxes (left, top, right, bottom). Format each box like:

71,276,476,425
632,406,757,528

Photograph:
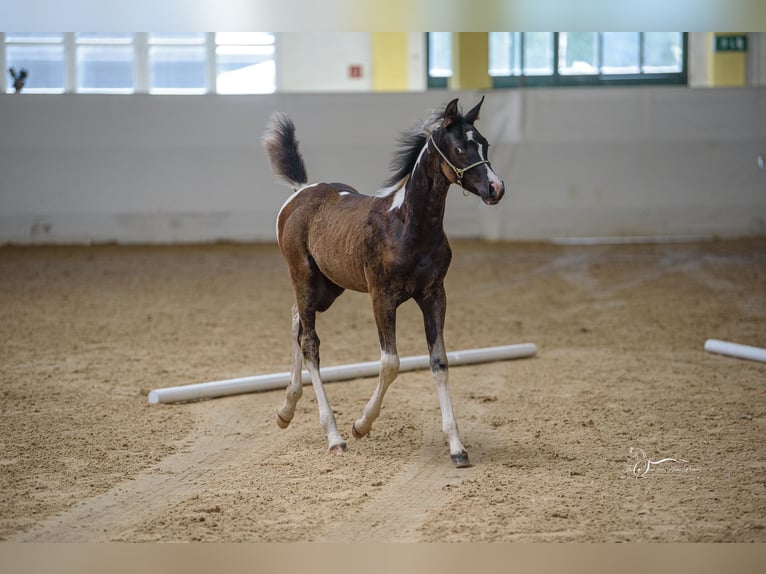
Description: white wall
279,32,372,92
748,33,766,87
487,88,766,240
688,32,711,88
278,32,429,93
0,88,764,244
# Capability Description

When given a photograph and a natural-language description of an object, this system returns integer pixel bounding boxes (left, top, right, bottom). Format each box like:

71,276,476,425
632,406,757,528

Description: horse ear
443,98,460,128
464,95,485,124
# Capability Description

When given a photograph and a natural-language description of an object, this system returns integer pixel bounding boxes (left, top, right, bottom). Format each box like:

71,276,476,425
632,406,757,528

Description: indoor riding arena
1,30,765,545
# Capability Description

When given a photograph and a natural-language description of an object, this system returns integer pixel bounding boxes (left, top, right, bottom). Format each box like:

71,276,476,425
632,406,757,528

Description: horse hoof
329,441,347,454
276,413,291,429
451,451,471,468
351,423,366,439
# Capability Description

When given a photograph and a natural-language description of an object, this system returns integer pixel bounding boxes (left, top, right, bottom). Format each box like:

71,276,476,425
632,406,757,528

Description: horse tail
262,112,308,190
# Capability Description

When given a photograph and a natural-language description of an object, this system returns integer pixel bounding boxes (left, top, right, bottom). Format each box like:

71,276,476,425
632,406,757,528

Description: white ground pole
147,343,537,405
704,339,766,363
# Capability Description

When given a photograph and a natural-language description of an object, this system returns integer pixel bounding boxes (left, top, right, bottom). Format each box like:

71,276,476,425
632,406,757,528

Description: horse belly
308,217,369,293
312,244,368,293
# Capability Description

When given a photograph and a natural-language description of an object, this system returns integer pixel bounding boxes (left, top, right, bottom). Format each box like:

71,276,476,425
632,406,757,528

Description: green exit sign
715,35,748,52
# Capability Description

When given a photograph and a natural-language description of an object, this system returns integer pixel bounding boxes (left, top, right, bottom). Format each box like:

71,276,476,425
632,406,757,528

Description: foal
263,97,505,467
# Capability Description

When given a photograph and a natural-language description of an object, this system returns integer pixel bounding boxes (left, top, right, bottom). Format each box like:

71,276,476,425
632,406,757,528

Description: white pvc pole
704,339,766,363
147,343,537,405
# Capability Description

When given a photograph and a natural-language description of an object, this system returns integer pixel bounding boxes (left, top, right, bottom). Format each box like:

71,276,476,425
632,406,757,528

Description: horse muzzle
481,179,505,205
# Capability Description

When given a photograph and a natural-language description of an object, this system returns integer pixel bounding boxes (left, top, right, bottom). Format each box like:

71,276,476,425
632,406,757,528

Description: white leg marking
277,306,304,426
354,351,399,436
433,368,466,457
306,361,346,451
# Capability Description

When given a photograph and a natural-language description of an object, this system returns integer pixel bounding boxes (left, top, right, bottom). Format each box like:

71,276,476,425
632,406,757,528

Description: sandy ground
1,239,765,542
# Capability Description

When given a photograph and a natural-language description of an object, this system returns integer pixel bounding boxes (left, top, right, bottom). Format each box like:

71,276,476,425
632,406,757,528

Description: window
427,32,452,87
522,33,555,76
1,32,277,94
148,33,208,94
4,33,66,93
432,32,687,88
75,33,135,93
215,32,275,94
602,32,640,74
558,32,599,76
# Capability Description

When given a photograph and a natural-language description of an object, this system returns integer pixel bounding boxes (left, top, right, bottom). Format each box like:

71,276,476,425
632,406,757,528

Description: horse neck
401,146,450,237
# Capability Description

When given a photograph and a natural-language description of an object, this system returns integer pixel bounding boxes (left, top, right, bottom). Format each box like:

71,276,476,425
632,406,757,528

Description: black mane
384,105,451,188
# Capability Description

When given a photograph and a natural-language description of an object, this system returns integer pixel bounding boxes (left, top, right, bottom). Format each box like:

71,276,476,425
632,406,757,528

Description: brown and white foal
263,97,504,467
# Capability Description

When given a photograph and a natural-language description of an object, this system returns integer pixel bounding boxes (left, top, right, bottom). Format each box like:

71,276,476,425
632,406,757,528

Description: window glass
75,33,133,43
147,33,206,45
489,32,521,77
6,44,66,92
643,32,683,73
6,33,64,43
559,32,599,75
523,32,554,76
428,32,452,78
216,33,274,45
77,45,134,93
602,32,640,74
215,33,275,94
149,46,207,93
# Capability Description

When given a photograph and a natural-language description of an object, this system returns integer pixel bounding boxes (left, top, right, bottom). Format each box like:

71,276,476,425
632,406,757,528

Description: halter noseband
428,134,489,191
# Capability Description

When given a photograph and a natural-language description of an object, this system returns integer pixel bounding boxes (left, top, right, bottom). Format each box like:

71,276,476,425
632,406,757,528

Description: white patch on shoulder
375,183,400,197
275,183,318,241
388,184,407,212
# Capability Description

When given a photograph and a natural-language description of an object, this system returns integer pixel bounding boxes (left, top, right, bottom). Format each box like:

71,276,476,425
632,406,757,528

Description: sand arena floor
1,239,764,542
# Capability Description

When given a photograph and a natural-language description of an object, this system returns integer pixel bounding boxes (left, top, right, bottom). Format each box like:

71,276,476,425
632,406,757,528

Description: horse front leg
417,286,470,468
352,295,399,439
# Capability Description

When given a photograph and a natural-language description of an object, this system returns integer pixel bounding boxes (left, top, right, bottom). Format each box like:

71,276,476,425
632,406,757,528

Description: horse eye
455,147,463,155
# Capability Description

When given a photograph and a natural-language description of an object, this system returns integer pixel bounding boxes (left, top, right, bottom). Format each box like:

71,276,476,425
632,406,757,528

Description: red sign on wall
348,65,363,78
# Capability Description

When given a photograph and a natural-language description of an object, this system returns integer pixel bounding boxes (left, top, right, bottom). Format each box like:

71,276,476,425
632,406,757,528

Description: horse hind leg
276,304,304,429
291,272,347,453
300,305,347,453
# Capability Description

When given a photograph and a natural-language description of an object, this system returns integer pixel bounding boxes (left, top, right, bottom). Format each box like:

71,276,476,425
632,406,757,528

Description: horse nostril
491,181,505,200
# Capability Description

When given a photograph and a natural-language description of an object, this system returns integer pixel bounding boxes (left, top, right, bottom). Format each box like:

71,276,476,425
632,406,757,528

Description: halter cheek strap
428,135,490,191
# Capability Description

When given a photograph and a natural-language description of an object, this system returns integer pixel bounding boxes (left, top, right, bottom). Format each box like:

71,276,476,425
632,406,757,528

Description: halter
428,134,490,193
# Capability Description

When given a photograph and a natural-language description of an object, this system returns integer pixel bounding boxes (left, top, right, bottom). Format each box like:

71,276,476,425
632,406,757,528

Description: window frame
427,32,688,89
74,33,137,94
1,32,277,95
2,32,69,94
426,31,451,89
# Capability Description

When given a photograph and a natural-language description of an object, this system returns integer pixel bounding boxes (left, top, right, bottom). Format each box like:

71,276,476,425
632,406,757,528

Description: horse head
431,97,505,205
